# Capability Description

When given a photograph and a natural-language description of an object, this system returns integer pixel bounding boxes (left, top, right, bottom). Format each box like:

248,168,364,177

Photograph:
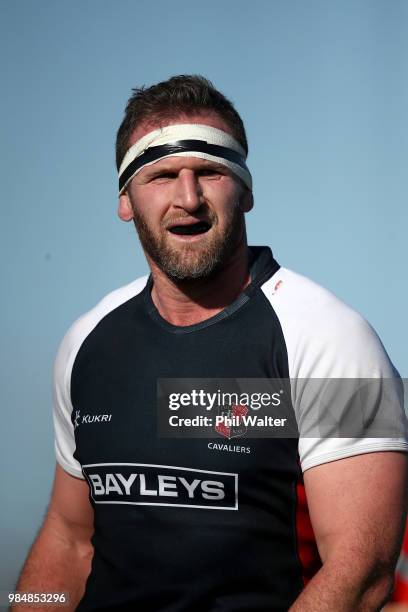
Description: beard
131,201,245,281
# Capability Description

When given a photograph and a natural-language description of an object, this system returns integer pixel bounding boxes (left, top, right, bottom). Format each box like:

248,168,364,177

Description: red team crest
215,404,249,439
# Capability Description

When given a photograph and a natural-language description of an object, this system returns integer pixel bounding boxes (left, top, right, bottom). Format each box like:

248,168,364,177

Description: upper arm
49,320,94,548
303,451,408,568
263,268,408,471
46,463,94,544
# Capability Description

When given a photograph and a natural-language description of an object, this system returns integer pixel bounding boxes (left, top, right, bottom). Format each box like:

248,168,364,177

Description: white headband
118,123,252,195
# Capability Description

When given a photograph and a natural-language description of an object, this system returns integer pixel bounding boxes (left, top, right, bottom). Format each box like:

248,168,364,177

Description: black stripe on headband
119,139,248,192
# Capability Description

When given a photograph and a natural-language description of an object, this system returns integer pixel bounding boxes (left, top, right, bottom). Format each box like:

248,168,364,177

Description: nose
173,169,203,212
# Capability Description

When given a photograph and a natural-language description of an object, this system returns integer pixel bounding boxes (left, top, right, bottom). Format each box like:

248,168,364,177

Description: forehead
128,111,234,148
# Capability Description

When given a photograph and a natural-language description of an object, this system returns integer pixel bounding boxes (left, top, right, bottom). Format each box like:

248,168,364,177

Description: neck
147,241,251,327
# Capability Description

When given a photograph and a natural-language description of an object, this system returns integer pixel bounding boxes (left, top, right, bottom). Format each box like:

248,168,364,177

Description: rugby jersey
53,246,407,611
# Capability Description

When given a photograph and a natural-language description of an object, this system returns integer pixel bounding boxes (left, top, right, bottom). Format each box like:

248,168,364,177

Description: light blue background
1,0,407,592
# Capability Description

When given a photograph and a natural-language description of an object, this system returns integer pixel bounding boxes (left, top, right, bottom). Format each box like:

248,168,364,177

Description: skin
14,112,407,611
290,452,407,611
118,111,253,326
14,465,93,611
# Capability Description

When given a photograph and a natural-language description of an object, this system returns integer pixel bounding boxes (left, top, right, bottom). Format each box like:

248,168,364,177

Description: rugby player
15,75,407,611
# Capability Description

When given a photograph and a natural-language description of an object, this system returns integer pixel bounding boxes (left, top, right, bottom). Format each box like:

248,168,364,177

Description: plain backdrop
1,0,407,592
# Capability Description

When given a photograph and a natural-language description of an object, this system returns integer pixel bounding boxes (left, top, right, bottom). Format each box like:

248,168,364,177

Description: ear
240,189,254,213
118,192,134,222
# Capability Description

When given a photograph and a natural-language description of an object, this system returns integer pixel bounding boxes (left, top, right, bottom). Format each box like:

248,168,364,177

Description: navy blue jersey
53,246,407,611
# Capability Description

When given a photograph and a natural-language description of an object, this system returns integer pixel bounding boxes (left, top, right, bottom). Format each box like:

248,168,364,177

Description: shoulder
54,275,149,382
261,266,396,378
262,266,367,327
263,269,407,472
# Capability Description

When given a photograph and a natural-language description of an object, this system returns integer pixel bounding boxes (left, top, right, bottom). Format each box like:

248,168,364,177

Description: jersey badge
215,404,248,440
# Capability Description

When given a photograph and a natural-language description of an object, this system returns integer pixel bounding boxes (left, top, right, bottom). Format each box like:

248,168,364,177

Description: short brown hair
115,74,248,171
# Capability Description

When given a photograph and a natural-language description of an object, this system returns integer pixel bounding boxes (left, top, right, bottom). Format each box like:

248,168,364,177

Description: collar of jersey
142,245,280,334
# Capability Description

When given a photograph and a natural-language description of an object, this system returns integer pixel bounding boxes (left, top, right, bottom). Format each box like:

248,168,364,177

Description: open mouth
168,221,211,236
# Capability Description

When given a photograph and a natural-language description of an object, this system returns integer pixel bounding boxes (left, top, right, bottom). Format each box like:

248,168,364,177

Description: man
16,75,407,611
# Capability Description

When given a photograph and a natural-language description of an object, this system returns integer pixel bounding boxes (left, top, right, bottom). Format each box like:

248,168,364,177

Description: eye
198,168,222,177
151,171,178,181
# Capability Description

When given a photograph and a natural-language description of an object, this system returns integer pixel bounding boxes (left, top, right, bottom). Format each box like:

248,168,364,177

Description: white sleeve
52,322,84,478
262,267,408,472
52,275,149,478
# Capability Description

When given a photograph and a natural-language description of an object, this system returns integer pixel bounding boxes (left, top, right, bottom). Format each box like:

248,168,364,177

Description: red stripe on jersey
391,523,408,602
295,478,322,586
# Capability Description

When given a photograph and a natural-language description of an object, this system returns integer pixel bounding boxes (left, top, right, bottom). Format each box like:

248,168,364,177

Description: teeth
169,222,210,235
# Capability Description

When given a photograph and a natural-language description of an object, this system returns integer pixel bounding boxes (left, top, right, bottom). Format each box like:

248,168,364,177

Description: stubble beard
131,202,245,281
